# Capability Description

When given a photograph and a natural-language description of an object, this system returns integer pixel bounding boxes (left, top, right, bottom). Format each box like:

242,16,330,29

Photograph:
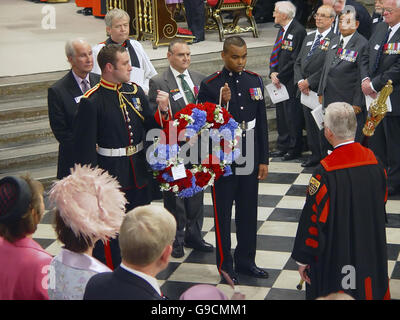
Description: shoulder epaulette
82,83,100,98
307,30,317,36
205,71,222,84
244,70,260,77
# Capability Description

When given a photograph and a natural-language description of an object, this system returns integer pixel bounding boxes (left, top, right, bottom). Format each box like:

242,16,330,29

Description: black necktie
105,37,140,68
373,27,391,74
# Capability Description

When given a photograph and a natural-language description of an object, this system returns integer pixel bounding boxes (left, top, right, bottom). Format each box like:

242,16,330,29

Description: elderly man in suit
84,205,176,300
294,4,336,167
269,1,306,160
361,0,400,196
148,38,213,258
48,38,100,179
318,7,368,155
331,0,372,39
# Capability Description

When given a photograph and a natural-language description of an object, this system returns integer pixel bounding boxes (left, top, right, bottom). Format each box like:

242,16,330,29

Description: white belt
97,141,143,157
239,118,256,131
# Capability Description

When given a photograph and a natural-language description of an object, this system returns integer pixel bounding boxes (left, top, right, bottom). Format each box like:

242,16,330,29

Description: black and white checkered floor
34,156,400,300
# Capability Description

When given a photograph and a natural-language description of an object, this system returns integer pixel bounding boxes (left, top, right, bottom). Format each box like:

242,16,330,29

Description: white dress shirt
170,66,195,105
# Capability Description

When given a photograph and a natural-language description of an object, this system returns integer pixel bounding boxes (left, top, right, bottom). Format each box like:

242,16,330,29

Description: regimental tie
373,27,392,74
269,27,284,68
81,79,90,94
178,74,195,104
307,33,323,59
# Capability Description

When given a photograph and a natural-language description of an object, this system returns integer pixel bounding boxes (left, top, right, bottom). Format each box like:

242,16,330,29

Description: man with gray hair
91,8,157,94
269,1,306,161
291,102,390,300
84,205,176,300
48,38,100,179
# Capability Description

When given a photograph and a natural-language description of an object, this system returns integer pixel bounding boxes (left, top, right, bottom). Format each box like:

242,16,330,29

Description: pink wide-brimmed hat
48,164,127,243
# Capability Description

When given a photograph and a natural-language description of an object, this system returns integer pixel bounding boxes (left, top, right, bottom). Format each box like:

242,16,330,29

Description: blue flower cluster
185,109,207,138
148,143,179,171
177,176,203,198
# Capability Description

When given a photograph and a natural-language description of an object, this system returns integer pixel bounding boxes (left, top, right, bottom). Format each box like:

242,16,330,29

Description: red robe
292,142,391,300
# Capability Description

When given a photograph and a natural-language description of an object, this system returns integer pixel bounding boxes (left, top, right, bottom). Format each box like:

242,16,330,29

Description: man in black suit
269,1,306,160
183,0,205,43
361,0,400,196
48,39,100,179
332,0,372,39
148,38,213,258
294,4,336,167
318,8,368,155
371,0,384,34
84,205,176,300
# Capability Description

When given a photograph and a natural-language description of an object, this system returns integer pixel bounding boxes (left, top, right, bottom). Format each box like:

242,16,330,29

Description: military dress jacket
73,78,158,190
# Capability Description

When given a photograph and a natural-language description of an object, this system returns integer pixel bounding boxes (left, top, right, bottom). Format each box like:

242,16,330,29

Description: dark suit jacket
361,22,400,116
318,31,368,108
294,29,337,93
83,266,163,300
48,70,100,179
269,18,306,97
148,67,205,114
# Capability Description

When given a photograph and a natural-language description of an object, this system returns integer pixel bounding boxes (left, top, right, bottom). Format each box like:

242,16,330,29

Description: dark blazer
48,70,100,179
294,28,337,93
371,11,384,36
318,31,368,108
83,266,163,300
269,18,306,97
361,22,400,116
148,68,205,114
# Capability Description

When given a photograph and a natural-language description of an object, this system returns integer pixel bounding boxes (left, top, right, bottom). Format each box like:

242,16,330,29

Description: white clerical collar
334,140,354,149
120,263,161,296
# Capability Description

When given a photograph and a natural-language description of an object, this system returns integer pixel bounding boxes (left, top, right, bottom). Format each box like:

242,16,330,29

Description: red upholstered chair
205,0,258,41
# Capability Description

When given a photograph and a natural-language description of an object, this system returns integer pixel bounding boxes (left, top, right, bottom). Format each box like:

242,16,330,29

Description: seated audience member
84,205,176,300
91,8,157,94
0,175,52,300
47,164,127,300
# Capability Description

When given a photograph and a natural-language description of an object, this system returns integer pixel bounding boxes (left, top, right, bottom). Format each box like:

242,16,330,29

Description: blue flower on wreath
177,176,203,198
186,108,206,136
149,143,179,171
219,118,238,137
223,165,233,177
162,172,174,183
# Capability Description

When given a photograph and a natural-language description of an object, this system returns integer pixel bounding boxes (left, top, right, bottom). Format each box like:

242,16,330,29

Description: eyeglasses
382,8,395,14
314,13,333,19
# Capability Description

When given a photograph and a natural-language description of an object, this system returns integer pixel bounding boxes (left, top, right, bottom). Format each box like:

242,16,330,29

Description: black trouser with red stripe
92,186,151,269
211,169,259,274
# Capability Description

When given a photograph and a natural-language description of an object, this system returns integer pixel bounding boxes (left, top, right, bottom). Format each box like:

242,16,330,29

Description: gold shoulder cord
118,84,145,121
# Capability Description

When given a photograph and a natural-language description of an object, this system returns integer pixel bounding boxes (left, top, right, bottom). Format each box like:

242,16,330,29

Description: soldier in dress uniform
73,44,158,270
197,36,269,285
294,5,336,167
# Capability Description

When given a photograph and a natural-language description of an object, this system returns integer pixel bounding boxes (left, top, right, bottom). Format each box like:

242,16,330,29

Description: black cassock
73,79,159,268
291,142,390,300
